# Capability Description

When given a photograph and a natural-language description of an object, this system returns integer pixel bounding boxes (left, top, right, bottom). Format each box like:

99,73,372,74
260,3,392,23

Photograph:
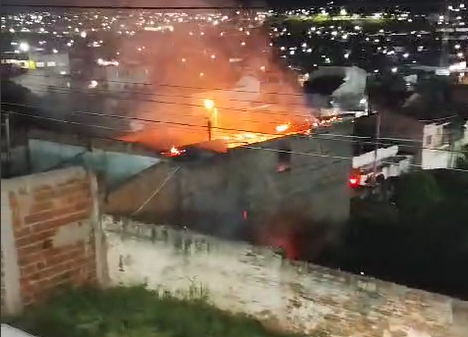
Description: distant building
355,111,463,170
352,145,412,185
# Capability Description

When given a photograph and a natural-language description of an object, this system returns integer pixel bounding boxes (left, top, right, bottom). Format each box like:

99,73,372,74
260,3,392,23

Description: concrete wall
4,139,160,189
421,148,452,170
105,121,353,239
0,167,105,314
104,216,468,337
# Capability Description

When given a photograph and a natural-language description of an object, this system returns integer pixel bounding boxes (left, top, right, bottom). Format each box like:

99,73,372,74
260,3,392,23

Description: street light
204,99,214,110
18,42,30,53
203,99,217,131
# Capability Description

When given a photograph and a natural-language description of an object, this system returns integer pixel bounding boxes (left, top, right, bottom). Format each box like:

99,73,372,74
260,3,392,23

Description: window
425,135,432,146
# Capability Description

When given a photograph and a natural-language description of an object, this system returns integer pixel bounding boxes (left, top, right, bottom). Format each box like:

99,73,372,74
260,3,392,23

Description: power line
8,83,311,123
242,144,468,173
10,72,312,101
4,109,467,174
8,73,464,126
2,101,288,136
3,101,467,156
3,99,465,156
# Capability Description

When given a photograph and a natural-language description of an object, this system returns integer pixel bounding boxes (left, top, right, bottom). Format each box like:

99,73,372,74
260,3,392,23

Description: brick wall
104,216,468,337
1,167,103,313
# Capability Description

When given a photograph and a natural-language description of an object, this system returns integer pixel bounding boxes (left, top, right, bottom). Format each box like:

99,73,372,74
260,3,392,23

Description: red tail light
348,176,360,188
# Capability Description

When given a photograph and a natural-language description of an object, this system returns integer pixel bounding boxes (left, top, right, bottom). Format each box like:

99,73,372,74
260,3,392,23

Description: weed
3,286,312,337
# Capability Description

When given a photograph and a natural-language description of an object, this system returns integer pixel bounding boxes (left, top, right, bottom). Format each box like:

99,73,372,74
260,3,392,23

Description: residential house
105,121,354,243
354,108,463,170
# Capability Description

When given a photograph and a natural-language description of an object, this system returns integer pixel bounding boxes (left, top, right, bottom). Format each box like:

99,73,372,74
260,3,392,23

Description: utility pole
207,118,212,141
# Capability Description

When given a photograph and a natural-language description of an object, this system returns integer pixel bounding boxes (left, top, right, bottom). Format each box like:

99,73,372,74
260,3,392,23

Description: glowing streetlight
204,99,217,128
18,42,30,53
204,99,214,110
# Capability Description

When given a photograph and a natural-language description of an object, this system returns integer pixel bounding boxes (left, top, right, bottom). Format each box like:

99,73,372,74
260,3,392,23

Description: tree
456,144,468,170
394,171,442,219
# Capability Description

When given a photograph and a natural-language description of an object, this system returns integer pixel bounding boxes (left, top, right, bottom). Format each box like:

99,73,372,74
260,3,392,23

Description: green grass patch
3,286,311,337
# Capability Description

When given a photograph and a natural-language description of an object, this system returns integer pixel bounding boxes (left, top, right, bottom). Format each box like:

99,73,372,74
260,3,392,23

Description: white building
352,145,412,185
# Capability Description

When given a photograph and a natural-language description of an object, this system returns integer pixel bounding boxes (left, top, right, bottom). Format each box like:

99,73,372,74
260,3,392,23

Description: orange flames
276,123,290,133
161,145,185,157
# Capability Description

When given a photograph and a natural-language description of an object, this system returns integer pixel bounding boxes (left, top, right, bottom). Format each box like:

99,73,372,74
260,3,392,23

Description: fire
203,99,215,110
162,145,186,157
170,146,181,156
276,123,290,133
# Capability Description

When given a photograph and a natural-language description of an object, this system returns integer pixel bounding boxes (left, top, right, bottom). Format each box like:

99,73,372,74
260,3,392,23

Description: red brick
20,263,38,277
30,261,75,284
17,249,46,266
33,185,54,193
33,189,56,201
16,241,45,257
56,178,86,188
61,195,92,208
29,200,55,214
29,211,90,234
57,183,90,197
16,229,56,249
25,204,90,226
14,227,31,239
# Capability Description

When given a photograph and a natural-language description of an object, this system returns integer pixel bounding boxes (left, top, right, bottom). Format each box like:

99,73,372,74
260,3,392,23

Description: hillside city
1,2,468,337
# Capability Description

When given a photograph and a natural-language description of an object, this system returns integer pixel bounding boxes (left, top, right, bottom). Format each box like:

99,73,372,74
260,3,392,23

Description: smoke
111,0,313,150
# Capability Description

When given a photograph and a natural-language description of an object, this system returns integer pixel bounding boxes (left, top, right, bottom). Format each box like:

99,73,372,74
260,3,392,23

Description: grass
3,286,310,337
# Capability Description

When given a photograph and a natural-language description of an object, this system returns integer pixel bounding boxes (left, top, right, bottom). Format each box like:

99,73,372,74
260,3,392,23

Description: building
352,145,412,185
355,110,464,170
105,121,353,242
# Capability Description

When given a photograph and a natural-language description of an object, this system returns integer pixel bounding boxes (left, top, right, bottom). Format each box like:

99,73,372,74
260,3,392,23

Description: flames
275,123,290,133
161,145,186,157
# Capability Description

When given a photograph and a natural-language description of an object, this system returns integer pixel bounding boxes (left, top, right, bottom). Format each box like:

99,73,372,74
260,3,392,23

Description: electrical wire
2,100,466,156
6,84,308,126
7,72,315,104
6,72,463,126
3,109,467,174
3,101,467,157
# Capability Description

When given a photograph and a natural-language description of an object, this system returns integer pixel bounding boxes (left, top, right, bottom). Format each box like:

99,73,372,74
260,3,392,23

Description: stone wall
104,216,468,337
0,167,105,314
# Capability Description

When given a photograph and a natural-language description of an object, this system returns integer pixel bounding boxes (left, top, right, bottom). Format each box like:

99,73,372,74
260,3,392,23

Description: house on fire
104,120,353,242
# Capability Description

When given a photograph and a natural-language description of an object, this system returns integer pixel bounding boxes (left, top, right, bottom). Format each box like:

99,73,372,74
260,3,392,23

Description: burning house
105,120,353,248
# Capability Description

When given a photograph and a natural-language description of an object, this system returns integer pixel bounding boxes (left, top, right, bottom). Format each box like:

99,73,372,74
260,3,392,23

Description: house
105,120,354,243
352,145,412,185
355,110,463,170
